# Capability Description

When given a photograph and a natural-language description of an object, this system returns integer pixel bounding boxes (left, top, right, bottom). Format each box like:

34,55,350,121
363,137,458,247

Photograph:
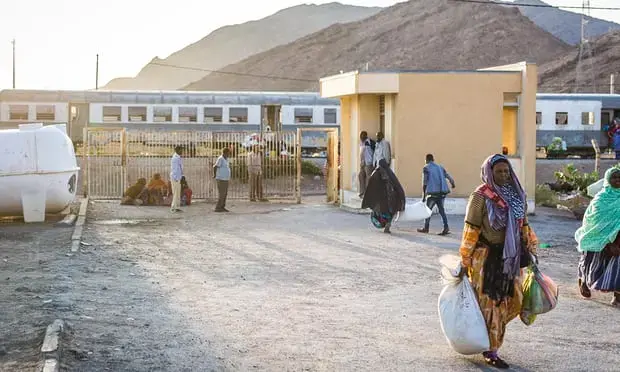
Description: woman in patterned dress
575,166,620,306
459,154,538,369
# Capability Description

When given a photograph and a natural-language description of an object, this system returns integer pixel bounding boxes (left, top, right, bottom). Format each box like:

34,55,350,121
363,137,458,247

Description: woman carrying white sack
458,154,539,369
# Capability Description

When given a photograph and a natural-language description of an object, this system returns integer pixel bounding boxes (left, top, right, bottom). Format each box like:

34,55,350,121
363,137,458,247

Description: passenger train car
2,89,617,157
536,93,620,154
0,89,340,150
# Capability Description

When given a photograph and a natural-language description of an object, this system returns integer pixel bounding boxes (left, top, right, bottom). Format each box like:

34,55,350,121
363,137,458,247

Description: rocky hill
539,30,620,93
513,0,620,45
102,3,381,90
183,0,572,92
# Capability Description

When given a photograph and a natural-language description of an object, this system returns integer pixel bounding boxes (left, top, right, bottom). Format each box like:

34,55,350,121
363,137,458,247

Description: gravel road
2,199,619,371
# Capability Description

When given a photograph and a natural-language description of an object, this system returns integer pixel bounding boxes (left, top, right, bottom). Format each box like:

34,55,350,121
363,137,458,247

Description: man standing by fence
247,145,266,202
170,146,184,213
417,153,455,236
213,148,231,212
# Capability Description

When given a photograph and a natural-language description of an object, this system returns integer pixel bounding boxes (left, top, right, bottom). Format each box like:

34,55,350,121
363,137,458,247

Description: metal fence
82,128,299,201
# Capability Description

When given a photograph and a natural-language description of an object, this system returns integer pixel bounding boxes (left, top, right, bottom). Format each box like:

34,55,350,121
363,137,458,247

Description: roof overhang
320,71,399,98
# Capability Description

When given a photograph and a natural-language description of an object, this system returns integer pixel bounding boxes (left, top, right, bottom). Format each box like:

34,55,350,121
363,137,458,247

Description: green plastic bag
520,256,559,326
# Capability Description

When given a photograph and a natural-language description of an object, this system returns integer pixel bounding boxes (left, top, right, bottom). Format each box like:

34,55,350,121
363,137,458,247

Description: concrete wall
392,71,524,199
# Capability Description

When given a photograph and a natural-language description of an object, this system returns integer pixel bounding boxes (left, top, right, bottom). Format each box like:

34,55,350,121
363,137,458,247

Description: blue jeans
424,195,449,230
616,150,620,160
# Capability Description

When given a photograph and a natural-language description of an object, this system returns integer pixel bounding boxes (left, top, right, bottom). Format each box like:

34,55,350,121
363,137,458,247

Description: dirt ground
2,198,619,372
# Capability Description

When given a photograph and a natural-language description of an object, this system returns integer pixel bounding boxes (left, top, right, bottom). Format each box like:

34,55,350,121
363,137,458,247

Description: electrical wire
448,0,620,11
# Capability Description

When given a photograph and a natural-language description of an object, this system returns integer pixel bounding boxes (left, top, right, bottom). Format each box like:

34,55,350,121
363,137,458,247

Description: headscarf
575,167,620,252
480,154,526,278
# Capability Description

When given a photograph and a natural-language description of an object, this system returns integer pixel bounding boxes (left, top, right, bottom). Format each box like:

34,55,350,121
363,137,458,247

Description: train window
294,108,313,123
35,105,56,121
154,107,172,122
179,107,197,123
8,104,29,120
555,112,568,125
324,108,337,124
536,112,542,125
205,107,223,123
128,106,147,122
229,107,248,123
102,106,121,122
581,112,595,125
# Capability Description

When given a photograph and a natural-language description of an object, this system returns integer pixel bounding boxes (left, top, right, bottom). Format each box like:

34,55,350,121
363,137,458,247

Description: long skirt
467,244,523,351
578,251,620,292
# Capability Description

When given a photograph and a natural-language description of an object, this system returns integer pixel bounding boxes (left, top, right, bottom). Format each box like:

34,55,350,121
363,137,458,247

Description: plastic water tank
0,123,80,222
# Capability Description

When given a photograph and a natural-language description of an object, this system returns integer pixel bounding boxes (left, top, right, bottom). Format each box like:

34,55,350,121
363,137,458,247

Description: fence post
591,139,600,174
83,127,88,197
296,128,302,204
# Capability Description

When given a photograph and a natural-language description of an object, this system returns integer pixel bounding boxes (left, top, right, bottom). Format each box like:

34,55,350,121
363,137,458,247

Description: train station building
319,61,538,214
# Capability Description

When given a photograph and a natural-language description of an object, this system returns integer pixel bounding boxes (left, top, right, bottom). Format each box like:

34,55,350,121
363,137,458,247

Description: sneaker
438,229,450,236
482,352,509,369
417,228,429,233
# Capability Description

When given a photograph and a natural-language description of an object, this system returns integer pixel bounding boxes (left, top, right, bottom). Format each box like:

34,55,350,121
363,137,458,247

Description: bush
301,160,323,176
535,184,558,207
546,137,566,159
553,163,599,196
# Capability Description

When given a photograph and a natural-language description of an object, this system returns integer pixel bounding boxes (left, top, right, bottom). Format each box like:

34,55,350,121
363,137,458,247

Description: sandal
482,351,509,369
578,278,591,298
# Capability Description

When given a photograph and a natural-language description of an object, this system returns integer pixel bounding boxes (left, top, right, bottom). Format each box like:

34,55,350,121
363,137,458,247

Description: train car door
261,105,281,132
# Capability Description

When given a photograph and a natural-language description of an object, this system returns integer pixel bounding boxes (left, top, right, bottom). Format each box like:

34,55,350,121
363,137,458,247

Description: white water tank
0,123,80,222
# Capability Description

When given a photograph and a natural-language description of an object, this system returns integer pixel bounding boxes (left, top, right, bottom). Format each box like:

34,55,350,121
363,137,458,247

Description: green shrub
546,137,566,158
535,184,558,207
301,160,323,176
554,163,599,196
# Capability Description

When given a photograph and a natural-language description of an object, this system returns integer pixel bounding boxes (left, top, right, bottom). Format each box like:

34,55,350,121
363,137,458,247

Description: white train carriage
0,90,341,145
536,93,620,153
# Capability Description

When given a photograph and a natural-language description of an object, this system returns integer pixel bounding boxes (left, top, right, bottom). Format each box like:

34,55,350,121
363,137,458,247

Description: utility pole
11,38,16,89
611,74,615,94
95,54,99,90
575,0,596,93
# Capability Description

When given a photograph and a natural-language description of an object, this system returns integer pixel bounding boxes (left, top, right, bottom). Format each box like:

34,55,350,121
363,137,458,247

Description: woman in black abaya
361,159,406,233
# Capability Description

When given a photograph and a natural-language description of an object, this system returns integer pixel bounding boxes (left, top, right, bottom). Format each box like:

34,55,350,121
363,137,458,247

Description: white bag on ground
437,254,490,355
395,201,432,222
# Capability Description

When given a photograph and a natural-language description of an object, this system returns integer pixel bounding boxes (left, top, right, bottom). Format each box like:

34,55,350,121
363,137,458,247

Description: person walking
459,154,539,369
575,166,620,306
170,146,184,213
358,131,375,197
213,148,231,212
247,145,266,202
373,131,392,167
361,159,406,234
418,154,455,235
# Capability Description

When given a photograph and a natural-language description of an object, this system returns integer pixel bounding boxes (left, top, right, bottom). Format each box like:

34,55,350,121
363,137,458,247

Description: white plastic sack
587,178,604,197
438,255,490,355
395,201,432,222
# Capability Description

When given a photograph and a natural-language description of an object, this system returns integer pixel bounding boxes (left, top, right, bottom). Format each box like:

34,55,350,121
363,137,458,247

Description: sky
1,0,619,90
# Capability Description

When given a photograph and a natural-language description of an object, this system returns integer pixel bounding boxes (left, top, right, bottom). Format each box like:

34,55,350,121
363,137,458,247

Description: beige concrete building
320,61,537,214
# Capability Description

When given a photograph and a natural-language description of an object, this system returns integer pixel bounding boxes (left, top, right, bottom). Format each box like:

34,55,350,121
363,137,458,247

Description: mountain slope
539,31,620,93
102,3,381,90
513,0,620,46
184,0,572,92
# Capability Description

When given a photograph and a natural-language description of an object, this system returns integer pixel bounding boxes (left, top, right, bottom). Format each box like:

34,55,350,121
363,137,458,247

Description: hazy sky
1,0,619,90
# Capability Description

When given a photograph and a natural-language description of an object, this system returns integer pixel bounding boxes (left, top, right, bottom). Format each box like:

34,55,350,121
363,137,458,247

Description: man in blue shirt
169,146,184,213
417,153,455,236
213,147,231,212
358,131,375,197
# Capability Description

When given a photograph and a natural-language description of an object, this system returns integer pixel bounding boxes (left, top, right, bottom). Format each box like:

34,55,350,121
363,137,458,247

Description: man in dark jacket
417,154,455,236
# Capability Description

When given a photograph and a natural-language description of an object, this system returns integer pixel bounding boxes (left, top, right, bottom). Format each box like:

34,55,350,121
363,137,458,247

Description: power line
148,61,317,83
449,0,620,10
